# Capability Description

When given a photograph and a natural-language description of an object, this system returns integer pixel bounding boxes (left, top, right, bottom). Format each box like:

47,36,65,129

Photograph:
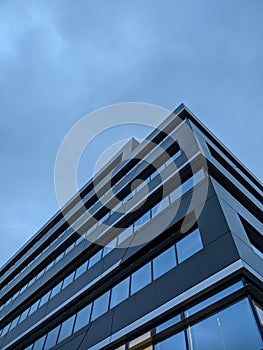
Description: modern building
0,104,262,350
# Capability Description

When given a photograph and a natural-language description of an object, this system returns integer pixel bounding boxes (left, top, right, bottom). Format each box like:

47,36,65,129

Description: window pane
153,246,176,280
177,229,203,263
39,291,51,308
19,308,30,323
9,316,20,330
154,331,186,349
156,314,181,333
110,277,130,308
50,281,63,298
91,291,110,321
58,315,75,343
43,325,60,349
32,335,46,350
89,250,102,268
131,262,152,295
118,227,133,245
188,298,263,350
185,281,244,317
74,304,92,332
28,300,40,315
75,261,88,278
134,211,151,229
254,302,263,326
62,271,75,289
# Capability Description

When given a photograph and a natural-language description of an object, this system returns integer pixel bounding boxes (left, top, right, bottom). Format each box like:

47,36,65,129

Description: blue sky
0,0,262,267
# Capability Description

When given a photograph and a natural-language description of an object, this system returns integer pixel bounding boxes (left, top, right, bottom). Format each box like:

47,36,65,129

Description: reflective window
177,229,203,263
50,281,63,298
62,271,75,289
185,281,244,317
1,323,10,336
43,325,60,349
28,300,40,316
154,331,186,349
89,250,102,268
9,316,20,330
32,335,46,350
91,291,110,321
254,302,263,326
187,298,263,350
118,227,133,245
131,262,152,295
75,261,88,278
74,304,92,332
153,246,176,280
58,315,75,343
156,314,181,333
18,308,29,323
134,211,151,229
39,291,51,308
110,277,130,308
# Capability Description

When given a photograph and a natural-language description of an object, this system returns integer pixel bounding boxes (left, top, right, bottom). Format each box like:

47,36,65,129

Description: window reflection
187,299,263,350
110,277,130,308
74,304,92,332
43,325,60,349
176,228,202,264
131,262,152,295
153,247,176,280
91,291,110,321
154,331,186,349
58,315,75,343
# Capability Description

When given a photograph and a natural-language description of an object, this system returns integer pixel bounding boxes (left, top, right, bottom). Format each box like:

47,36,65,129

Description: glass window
91,291,110,321
177,229,203,264
254,302,263,326
151,202,160,218
110,277,130,309
28,300,40,316
43,325,60,349
19,308,30,323
24,345,33,350
156,314,181,333
58,315,75,343
75,261,88,278
89,250,102,268
153,246,176,280
185,281,244,317
74,304,92,332
39,291,51,308
134,211,151,229
118,227,133,245
187,298,263,350
9,316,20,330
32,335,46,350
1,323,10,336
62,271,75,289
131,262,152,295
154,331,186,349
50,281,63,299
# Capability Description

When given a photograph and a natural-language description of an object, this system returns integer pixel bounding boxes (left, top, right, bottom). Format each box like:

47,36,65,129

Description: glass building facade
0,104,262,349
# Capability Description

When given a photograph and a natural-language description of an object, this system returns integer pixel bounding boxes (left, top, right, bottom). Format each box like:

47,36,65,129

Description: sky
0,0,262,268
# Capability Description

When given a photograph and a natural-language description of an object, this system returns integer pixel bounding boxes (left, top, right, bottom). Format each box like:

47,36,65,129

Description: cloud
0,0,262,266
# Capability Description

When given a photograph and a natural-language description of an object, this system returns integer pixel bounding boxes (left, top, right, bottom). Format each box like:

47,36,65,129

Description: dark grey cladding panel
196,192,230,246
120,178,217,264
78,310,114,350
